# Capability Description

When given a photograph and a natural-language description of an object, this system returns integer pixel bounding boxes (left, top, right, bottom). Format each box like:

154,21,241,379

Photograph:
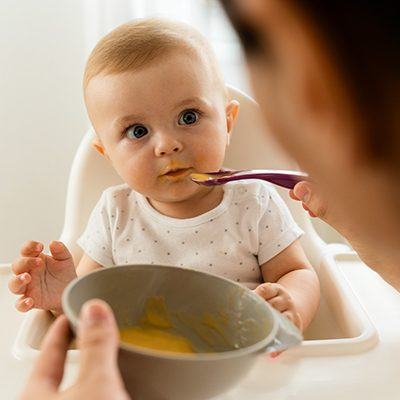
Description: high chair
53,85,377,352
7,86,396,400
23,84,363,350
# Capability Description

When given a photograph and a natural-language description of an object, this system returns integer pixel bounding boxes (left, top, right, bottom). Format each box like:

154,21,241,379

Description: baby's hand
254,283,303,331
8,241,77,313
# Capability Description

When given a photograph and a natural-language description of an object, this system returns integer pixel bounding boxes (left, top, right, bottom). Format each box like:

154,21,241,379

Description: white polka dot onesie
78,180,303,289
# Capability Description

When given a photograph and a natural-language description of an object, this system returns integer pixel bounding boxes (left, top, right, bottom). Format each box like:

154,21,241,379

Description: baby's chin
148,182,210,204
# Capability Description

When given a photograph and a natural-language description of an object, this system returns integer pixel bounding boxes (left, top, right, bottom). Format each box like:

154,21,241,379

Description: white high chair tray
2,251,400,400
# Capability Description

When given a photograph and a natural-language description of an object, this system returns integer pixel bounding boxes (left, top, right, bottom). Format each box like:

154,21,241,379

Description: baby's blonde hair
83,18,227,97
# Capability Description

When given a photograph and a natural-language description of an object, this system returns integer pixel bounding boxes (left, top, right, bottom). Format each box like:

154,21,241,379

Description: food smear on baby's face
120,296,195,354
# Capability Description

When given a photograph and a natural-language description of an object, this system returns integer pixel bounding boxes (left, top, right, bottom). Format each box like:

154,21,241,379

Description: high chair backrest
60,86,325,267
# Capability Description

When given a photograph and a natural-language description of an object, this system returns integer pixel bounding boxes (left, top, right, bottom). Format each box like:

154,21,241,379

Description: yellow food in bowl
120,326,194,353
120,296,195,354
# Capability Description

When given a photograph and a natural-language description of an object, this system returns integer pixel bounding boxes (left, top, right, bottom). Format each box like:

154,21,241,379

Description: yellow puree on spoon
190,172,212,182
120,297,195,354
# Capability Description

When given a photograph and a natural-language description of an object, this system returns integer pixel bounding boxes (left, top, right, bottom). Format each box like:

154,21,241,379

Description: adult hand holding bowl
62,264,302,400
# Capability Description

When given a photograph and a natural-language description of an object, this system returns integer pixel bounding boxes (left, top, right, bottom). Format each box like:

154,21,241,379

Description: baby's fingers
268,296,291,312
283,311,303,331
20,240,43,257
8,273,31,294
254,283,280,301
15,296,34,312
49,241,73,262
11,257,41,275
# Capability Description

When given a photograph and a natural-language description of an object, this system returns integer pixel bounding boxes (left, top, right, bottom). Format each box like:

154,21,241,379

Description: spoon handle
212,171,309,190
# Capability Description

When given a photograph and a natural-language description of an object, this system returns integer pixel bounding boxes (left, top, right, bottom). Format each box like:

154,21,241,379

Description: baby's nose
157,145,181,156
161,148,179,156
154,135,183,157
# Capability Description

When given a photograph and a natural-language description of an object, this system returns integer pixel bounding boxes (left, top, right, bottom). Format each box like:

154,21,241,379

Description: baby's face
86,52,236,204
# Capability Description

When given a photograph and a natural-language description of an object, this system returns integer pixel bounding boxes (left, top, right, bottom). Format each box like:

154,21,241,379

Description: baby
8,19,320,331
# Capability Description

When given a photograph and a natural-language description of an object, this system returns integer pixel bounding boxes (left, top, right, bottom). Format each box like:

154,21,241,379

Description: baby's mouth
160,167,193,180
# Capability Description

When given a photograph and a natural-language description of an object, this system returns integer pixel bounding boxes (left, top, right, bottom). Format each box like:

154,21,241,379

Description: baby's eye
126,124,149,139
178,110,199,126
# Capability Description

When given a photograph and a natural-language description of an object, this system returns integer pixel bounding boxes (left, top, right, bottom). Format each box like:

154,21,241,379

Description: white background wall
0,0,88,262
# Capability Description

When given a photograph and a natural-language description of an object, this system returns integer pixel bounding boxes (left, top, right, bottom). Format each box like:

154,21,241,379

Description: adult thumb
76,299,120,380
293,181,328,220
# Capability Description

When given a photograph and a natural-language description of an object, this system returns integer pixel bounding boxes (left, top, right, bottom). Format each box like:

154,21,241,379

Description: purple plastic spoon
190,169,309,190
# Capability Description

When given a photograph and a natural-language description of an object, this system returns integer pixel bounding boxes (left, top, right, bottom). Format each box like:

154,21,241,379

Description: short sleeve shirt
78,180,303,289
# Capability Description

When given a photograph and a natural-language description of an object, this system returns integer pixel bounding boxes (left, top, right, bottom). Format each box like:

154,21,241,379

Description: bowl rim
62,264,280,361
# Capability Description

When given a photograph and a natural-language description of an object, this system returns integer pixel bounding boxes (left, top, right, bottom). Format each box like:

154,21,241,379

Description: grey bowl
62,264,301,400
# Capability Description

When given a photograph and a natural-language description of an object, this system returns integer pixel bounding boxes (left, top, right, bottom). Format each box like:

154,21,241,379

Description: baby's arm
76,253,104,276
255,239,320,332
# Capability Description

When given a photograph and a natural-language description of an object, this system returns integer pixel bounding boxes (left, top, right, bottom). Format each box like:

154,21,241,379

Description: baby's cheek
129,175,154,193
193,138,226,170
116,157,155,192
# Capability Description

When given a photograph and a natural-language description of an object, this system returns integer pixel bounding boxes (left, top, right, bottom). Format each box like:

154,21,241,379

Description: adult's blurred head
220,0,400,283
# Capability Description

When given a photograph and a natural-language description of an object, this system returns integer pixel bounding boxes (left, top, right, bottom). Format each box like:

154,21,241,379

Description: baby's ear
225,100,239,144
91,137,110,160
